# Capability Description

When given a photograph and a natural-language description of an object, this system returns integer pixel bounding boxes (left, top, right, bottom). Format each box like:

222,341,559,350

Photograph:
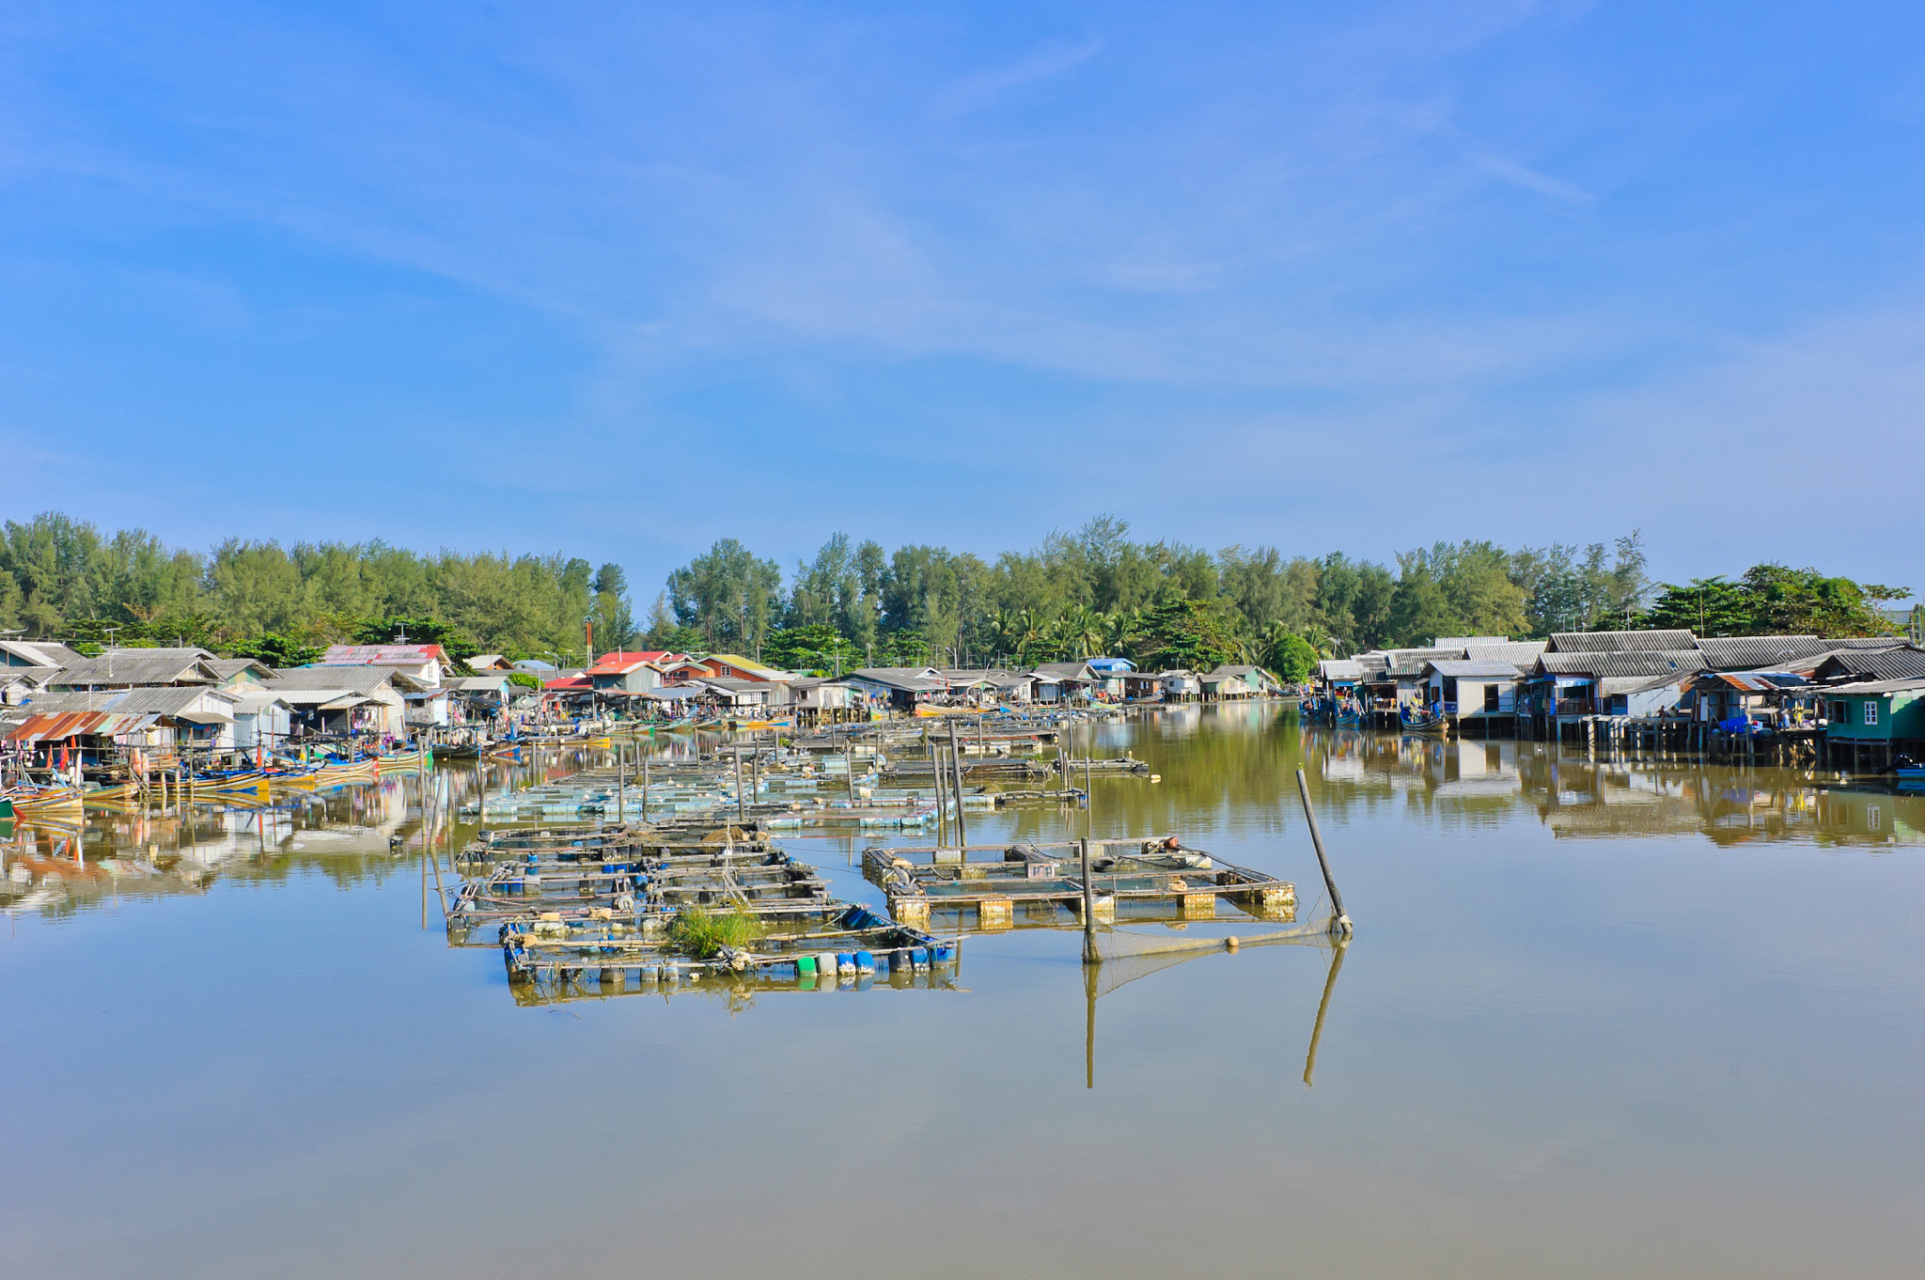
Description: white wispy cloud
1467,151,1595,205
935,38,1105,116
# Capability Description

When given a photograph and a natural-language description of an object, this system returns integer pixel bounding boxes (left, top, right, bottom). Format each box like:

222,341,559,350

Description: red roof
320,644,447,666
543,675,593,691
585,651,684,676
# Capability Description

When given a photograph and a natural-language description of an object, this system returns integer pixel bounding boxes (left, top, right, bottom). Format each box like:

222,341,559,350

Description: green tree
1130,596,1241,671
1267,632,1320,683
667,539,784,655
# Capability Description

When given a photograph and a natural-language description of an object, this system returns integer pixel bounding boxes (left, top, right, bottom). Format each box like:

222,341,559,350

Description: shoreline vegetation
2,512,1909,680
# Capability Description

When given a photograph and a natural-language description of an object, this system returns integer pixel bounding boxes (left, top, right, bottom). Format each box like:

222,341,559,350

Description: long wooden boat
375,747,432,771
311,759,378,786
6,786,83,817
81,781,140,804
189,770,273,794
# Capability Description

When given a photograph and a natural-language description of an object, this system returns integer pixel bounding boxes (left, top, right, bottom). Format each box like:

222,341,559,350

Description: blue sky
3,1,1922,598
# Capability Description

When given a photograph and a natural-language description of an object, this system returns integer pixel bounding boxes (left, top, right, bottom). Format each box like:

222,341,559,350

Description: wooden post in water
1295,766,1352,937
845,749,856,806
928,738,947,848
734,747,746,826
1085,748,1093,838
947,718,968,851
1080,835,1098,965
616,743,626,825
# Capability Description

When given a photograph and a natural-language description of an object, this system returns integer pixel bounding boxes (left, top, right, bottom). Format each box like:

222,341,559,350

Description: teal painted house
1823,678,1925,768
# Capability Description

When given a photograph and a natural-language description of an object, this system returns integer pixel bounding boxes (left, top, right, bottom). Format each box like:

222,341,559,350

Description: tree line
2,511,1907,679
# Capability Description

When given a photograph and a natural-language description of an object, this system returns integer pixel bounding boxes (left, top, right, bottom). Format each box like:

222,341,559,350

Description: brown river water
3,704,1921,1279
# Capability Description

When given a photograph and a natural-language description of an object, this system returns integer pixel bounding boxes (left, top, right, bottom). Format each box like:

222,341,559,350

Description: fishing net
1082,912,1341,999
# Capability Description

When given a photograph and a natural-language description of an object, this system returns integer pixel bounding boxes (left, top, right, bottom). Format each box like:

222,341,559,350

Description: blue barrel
854,950,876,973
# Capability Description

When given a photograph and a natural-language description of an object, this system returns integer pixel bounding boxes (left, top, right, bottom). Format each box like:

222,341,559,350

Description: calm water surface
4,706,1922,1279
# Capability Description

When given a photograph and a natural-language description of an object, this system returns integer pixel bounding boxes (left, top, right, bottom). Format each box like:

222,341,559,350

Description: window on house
1830,701,1847,723
1484,685,1500,713
1864,701,1879,726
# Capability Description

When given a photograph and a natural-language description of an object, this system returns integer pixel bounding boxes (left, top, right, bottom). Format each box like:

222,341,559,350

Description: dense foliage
3,510,1906,672
656,521,1667,673
0,511,634,661
1641,567,1906,638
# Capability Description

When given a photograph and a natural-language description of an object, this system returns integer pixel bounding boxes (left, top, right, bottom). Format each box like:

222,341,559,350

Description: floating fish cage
499,902,956,987
863,839,1296,930
507,954,963,1005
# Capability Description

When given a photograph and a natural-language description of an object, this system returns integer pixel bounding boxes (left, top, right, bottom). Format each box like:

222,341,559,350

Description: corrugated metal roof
1,640,83,667
206,658,274,682
1535,650,1708,678
1814,648,1925,682
1824,678,1925,694
1463,641,1548,665
266,667,400,692
1699,671,1809,692
1317,659,1365,680
1693,636,1828,669
1427,660,1525,677
50,650,221,688
1378,647,1470,665
1028,662,1095,680
1548,630,1697,653
23,686,240,716
319,645,446,665
3,711,160,741
1598,675,1688,697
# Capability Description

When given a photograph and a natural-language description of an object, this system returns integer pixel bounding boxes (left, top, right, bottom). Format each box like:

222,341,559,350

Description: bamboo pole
1079,835,1097,965
947,718,968,850
1295,766,1352,937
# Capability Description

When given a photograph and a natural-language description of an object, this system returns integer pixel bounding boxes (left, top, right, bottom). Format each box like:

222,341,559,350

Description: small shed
1424,659,1522,716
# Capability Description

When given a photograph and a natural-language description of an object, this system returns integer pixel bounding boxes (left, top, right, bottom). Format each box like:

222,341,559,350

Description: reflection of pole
617,743,626,825
1084,952,1099,1090
641,752,649,823
734,747,745,826
1295,766,1352,936
1303,938,1348,1087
